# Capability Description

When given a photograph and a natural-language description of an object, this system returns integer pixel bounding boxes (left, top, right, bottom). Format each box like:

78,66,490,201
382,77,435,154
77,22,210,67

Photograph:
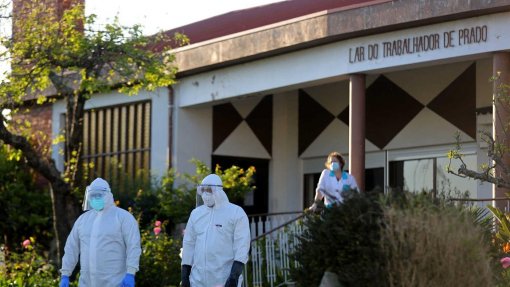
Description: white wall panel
385,108,473,150
303,81,349,116
213,122,271,159
172,106,212,178
385,61,472,105
271,91,300,212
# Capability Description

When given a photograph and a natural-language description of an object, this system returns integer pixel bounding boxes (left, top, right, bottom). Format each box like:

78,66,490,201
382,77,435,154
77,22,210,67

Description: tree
0,0,179,261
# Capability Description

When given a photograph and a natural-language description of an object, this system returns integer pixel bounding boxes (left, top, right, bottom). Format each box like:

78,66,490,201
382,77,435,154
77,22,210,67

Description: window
366,167,384,193
303,173,321,209
211,155,268,215
82,101,151,187
390,159,434,193
389,155,476,197
303,167,384,208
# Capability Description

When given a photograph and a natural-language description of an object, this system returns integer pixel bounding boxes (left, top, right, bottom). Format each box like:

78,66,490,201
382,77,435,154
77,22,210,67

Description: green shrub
157,168,197,226
290,189,386,287
381,204,497,287
290,189,500,287
137,221,182,287
0,146,53,252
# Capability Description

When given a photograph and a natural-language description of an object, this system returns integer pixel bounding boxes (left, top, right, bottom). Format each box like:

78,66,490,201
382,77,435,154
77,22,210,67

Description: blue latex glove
59,275,70,287
121,273,135,287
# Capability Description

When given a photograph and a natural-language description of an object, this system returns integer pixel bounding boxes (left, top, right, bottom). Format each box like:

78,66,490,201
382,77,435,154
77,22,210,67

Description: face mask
330,162,340,171
90,198,105,211
201,192,215,207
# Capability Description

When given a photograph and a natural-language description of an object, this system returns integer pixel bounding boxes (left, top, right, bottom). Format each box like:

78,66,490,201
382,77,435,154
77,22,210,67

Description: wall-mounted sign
349,25,488,63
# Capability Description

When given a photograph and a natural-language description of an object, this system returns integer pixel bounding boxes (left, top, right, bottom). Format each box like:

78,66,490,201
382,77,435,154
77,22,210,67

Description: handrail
448,197,509,202
248,211,304,218
251,213,306,242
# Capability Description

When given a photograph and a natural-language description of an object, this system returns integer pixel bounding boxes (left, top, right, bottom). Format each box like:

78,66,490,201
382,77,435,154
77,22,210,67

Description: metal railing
243,198,510,286
448,197,510,211
248,211,304,240
245,211,305,287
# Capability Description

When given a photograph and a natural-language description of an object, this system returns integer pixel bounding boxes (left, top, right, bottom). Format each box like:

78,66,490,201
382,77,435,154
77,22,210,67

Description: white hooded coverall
182,176,251,287
60,178,141,286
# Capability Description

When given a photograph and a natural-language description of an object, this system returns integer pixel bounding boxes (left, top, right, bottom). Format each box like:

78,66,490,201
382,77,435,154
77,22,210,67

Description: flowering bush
183,158,256,205
136,220,182,287
501,257,510,269
0,238,67,287
488,205,510,285
214,164,256,204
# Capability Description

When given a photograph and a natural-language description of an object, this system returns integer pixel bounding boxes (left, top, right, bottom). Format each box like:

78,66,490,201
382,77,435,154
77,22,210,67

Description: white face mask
201,192,215,207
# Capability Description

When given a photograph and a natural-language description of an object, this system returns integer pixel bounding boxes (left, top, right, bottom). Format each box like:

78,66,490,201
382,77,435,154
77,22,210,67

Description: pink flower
154,220,161,227
22,239,31,248
501,257,510,269
153,227,162,235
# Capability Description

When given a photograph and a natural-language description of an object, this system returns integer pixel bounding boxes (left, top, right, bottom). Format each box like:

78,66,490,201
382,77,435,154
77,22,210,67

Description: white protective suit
60,178,141,286
182,174,251,287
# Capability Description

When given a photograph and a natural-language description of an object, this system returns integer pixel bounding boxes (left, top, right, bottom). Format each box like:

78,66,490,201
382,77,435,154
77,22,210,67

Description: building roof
153,0,381,50
167,0,510,76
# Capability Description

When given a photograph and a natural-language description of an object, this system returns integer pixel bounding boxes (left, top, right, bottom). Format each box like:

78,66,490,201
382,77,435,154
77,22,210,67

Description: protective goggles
89,192,106,200
86,186,109,199
196,184,222,195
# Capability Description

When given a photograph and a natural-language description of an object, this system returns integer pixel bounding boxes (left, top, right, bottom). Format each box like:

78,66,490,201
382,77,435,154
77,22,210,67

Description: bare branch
456,164,510,189
482,131,510,176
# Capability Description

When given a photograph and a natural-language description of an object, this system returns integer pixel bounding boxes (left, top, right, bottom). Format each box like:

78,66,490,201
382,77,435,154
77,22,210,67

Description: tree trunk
64,91,86,191
50,180,81,265
0,112,81,265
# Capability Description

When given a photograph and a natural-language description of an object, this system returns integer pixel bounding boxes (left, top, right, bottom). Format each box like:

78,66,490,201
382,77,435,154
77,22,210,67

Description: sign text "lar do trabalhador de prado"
349,25,488,63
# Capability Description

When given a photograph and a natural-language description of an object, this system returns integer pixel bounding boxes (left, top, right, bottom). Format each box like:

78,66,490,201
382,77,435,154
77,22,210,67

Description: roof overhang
172,0,510,77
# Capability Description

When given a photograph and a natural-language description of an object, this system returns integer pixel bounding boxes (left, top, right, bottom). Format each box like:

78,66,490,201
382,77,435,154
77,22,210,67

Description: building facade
49,0,510,214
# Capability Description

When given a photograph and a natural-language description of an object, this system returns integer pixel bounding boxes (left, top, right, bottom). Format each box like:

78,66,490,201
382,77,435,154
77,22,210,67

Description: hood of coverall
82,177,115,211
196,174,229,209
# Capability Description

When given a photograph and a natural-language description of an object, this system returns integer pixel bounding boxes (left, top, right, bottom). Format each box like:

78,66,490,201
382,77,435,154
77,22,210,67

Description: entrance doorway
211,155,269,215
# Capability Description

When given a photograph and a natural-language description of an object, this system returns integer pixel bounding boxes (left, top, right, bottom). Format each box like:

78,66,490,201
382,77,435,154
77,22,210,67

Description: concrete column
493,52,510,208
349,74,366,192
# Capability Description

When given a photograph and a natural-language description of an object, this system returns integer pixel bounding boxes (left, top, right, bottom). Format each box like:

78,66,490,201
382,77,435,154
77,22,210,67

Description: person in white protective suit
181,174,251,287
59,178,141,287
